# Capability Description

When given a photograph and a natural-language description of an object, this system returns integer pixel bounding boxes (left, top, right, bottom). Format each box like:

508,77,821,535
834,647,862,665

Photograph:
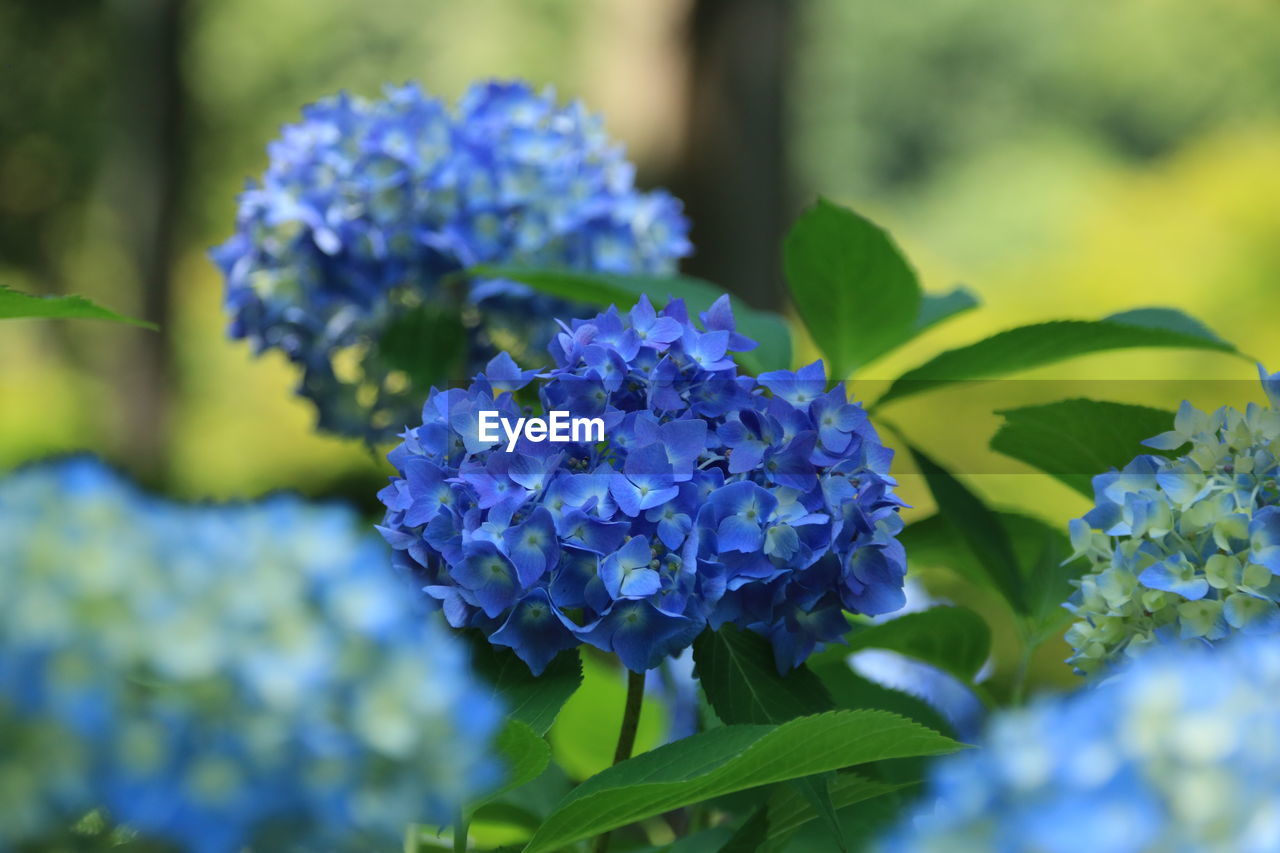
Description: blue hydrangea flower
0,458,502,852
377,295,907,675
879,635,1280,853
1064,367,1280,674
212,80,691,441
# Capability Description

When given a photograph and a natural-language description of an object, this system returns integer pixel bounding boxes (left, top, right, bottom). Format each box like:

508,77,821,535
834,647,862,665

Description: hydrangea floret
0,458,501,852
879,634,1280,853
212,80,691,440
1064,366,1280,673
377,294,907,675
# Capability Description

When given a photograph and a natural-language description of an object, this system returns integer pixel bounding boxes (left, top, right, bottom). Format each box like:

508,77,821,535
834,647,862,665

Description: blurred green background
4,0,1280,691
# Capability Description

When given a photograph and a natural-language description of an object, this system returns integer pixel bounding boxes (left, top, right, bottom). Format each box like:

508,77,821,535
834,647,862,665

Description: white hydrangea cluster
1065,369,1280,673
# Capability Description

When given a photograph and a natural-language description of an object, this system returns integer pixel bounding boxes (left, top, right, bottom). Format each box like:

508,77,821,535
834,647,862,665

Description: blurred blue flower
1065,369,1280,674
212,80,691,441
879,635,1280,853
378,295,907,674
0,458,501,852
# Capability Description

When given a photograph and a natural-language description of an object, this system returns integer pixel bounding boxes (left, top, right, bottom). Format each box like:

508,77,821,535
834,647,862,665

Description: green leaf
693,625,834,725
901,512,1075,638
1022,524,1079,643
807,657,956,739
915,286,979,334
780,784,922,853
991,398,1177,497
710,598,970,737
718,805,770,853
0,284,156,329
788,774,846,852
466,640,582,736
691,626,849,849
627,828,736,853
1105,307,1231,342
761,772,913,852
522,710,961,853
467,799,544,833
701,625,952,850
468,761,574,842
907,444,1027,614
876,308,1242,408
471,266,792,374
473,720,551,807
843,607,991,683
372,301,468,389
783,199,921,378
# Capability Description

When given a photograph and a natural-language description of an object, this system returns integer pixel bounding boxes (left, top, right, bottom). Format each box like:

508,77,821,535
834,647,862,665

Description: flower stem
592,669,646,853
453,812,469,853
1011,642,1035,707
612,669,646,764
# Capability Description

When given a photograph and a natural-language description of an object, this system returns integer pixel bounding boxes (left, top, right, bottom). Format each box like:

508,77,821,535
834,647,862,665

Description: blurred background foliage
4,0,1280,697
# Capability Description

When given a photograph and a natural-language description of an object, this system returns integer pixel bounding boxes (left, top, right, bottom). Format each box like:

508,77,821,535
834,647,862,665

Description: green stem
453,812,469,853
612,669,646,765
1010,640,1035,707
591,669,646,853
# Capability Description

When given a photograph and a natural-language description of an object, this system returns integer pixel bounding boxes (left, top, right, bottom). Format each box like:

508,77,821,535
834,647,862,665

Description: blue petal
841,548,907,615
1260,363,1280,409
1138,558,1209,600
501,508,560,587
1250,506,1280,574
1224,593,1280,635
607,475,645,518
490,591,579,675
619,567,662,598
579,601,701,672
452,542,520,619
549,548,600,610
558,510,629,555
763,524,801,560
718,515,763,553
600,536,654,599
654,510,693,550
485,351,537,392
424,585,472,628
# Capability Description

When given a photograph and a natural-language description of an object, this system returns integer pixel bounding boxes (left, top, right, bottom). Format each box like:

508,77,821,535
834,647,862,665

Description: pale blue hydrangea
880,635,1280,853
212,80,690,441
1064,367,1280,673
0,458,501,852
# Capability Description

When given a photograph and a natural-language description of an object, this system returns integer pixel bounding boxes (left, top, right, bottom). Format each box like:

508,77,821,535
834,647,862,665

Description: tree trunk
672,0,794,311
104,0,188,485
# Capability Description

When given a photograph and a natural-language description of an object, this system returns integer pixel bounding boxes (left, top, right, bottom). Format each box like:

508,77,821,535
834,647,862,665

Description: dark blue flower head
0,458,501,852
1065,367,1280,674
212,80,691,441
378,295,906,674
879,635,1280,853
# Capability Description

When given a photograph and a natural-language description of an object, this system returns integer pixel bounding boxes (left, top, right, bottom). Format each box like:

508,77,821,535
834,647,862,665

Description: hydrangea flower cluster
0,458,501,852
879,635,1280,853
1064,367,1280,674
212,80,691,441
377,295,907,675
